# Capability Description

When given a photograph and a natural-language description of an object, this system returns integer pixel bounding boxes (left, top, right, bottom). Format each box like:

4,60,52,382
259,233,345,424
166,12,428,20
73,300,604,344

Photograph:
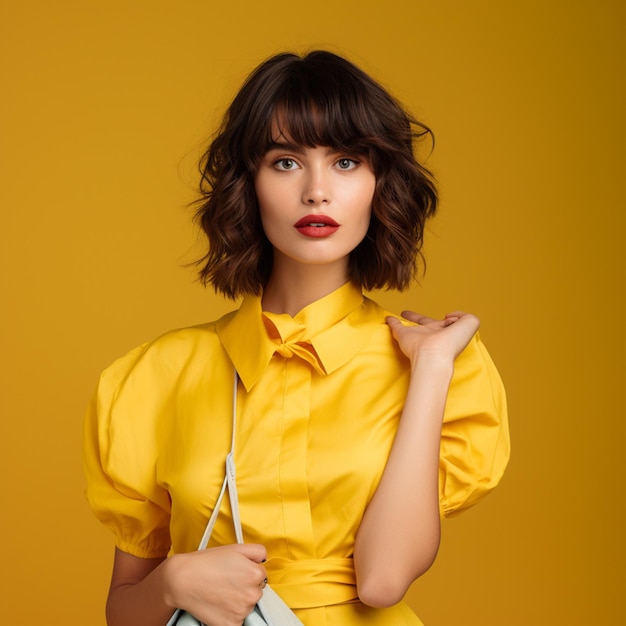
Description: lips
294,214,340,238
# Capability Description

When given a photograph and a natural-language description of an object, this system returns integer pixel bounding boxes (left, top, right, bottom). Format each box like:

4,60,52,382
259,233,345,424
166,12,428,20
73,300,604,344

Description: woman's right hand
164,544,268,626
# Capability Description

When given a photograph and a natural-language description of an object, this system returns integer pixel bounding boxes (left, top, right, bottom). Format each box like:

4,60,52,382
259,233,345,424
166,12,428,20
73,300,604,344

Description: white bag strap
168,369,304,626
196,370,243,550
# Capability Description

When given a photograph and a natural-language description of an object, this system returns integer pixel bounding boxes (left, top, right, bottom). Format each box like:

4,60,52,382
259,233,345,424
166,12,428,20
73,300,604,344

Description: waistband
265,557,358,609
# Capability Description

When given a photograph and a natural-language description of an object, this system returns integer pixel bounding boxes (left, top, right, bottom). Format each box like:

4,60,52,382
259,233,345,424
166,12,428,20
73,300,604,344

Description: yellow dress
84,282,509,625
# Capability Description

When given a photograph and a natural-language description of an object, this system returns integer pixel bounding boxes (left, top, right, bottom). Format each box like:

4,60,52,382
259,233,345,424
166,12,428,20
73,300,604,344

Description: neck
262,256,350,316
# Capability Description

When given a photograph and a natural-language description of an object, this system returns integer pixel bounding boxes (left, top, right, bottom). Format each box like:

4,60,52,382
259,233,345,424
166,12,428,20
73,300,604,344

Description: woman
84,50,509,626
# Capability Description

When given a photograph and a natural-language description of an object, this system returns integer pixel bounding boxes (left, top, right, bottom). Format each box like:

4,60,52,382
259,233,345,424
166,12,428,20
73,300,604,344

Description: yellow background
1,1,623,624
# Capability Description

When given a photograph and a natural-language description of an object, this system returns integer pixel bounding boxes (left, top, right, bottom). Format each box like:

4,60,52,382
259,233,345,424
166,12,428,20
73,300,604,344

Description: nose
302,168,331,205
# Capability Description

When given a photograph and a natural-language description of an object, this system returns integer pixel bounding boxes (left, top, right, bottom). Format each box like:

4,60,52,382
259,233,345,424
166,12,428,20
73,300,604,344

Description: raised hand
386,310,480,364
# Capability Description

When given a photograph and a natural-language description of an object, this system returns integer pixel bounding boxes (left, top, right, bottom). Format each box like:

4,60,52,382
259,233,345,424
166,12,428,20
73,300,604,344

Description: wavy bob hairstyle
195,50,438,298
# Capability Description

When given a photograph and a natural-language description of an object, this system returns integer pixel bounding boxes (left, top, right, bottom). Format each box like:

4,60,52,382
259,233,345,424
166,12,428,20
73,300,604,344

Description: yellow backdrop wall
1,1,623,624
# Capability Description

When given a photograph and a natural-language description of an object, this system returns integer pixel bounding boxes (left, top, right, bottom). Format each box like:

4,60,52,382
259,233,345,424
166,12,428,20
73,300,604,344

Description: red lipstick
294,214,340,238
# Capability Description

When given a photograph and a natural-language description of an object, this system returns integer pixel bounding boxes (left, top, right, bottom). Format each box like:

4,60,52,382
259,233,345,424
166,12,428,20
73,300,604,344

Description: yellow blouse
84,282,509,625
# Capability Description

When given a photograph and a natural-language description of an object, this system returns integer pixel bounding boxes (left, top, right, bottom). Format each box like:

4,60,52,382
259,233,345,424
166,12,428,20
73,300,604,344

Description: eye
273,158,300,171
336,158,359,170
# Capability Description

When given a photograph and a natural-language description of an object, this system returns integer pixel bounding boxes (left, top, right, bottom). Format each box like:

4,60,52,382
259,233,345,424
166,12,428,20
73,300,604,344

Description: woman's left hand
386,310,480,364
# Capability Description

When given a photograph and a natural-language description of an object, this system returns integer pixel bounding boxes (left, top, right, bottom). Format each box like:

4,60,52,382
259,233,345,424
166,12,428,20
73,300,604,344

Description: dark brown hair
195,50,438,298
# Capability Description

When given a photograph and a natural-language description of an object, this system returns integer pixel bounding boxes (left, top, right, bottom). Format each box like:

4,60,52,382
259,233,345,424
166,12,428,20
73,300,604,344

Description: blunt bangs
239,51,413,171
264,77,384,155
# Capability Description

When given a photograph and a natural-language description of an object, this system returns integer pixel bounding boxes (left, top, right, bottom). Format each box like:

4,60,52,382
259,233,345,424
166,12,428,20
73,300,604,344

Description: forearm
354,355,454,607
106,544,267,626
106,553,177,626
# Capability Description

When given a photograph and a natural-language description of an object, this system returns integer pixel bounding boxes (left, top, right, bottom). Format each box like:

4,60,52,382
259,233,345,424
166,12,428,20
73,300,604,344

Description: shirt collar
216,281,381,391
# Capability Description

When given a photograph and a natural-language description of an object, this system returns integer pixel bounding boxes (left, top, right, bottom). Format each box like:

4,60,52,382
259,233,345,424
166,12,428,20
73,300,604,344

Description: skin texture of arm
106,544,267,626
353,310,480,608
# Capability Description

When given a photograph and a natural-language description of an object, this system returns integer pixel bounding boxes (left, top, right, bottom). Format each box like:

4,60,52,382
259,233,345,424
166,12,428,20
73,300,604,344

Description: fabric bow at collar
216,282,381,391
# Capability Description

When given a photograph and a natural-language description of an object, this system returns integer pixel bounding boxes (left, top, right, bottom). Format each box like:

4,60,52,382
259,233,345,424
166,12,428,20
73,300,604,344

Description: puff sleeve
438,333,510,518
83,343,173,558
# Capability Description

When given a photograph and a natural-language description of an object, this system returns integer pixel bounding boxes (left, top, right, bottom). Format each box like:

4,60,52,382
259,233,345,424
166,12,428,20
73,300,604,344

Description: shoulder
145,320,222,360
97,314,236,393
351,295,409,366
361,296,407,347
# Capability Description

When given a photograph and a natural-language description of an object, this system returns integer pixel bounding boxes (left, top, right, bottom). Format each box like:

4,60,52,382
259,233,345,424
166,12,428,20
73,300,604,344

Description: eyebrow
264,141,305,154
263,142,349,156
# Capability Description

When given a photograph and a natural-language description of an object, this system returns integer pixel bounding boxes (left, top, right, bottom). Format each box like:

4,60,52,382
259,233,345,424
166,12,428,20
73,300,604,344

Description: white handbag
166,372,303,626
